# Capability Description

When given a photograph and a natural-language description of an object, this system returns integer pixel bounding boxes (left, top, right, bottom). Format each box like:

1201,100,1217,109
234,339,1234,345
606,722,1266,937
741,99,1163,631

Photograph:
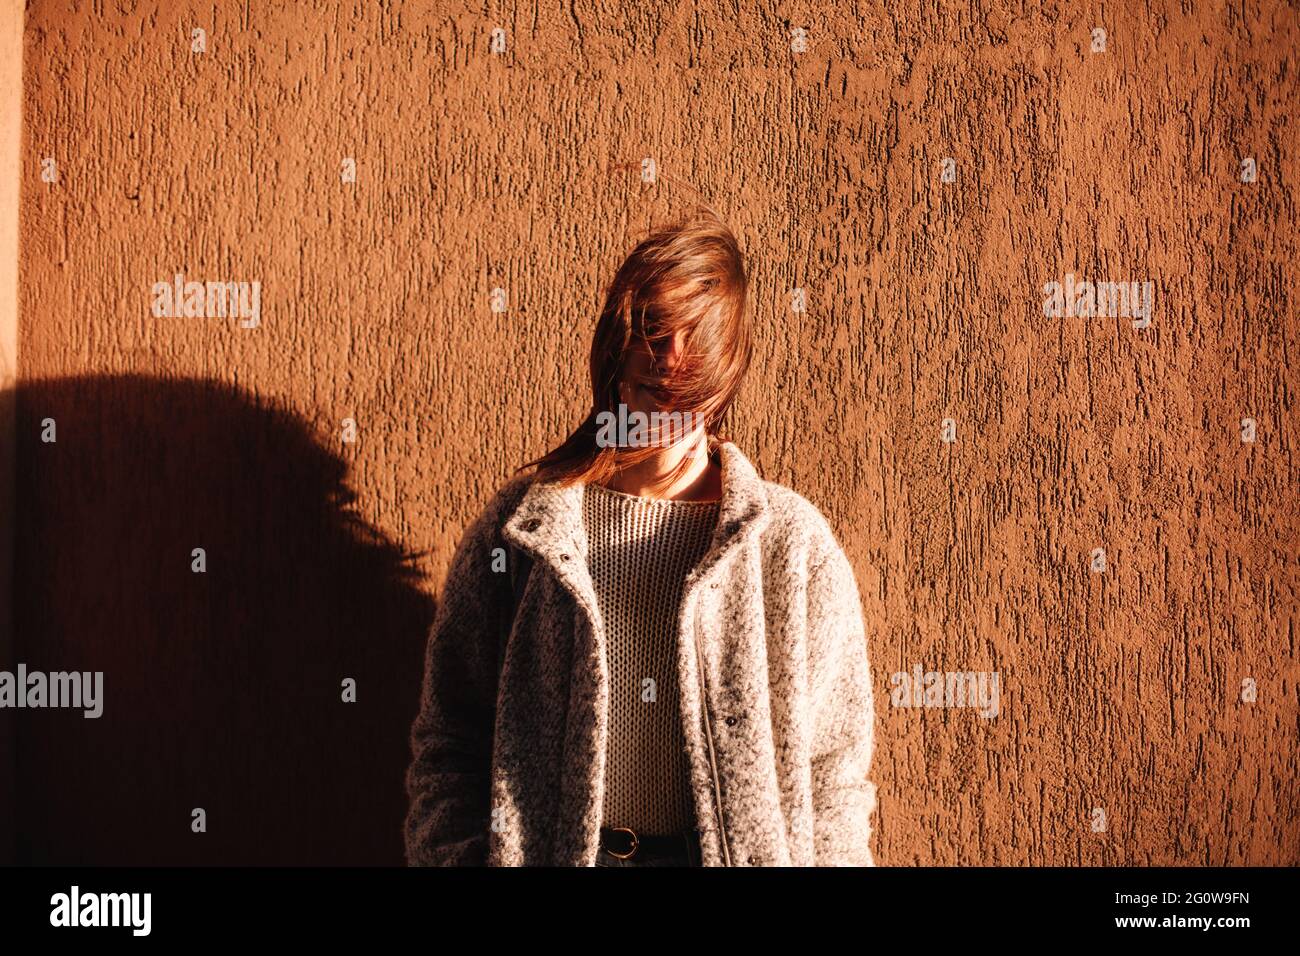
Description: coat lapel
501,439,771,590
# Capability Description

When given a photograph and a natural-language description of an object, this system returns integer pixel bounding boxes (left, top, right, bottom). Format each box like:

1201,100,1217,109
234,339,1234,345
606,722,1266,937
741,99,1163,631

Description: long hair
520,204,751,493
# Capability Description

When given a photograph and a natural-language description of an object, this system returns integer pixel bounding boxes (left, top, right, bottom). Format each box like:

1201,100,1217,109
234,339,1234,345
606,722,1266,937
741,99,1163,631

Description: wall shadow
5,374,436,864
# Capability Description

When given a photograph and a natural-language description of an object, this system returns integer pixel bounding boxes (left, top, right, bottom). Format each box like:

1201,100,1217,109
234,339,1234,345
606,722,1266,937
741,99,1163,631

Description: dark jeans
595,827,702,867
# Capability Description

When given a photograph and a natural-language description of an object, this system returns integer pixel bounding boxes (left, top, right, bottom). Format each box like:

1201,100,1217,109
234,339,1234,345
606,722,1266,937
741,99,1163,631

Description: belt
599,825,696,861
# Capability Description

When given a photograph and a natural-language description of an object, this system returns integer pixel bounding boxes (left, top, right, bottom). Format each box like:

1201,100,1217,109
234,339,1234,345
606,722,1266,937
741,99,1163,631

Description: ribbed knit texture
582,481,720,836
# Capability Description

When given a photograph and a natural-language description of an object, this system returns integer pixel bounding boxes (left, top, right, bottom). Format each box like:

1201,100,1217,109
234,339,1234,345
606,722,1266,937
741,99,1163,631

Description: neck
602,431,722,502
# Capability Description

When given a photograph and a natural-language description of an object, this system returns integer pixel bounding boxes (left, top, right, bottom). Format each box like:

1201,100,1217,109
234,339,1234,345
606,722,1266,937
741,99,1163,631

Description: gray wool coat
403,440,878,866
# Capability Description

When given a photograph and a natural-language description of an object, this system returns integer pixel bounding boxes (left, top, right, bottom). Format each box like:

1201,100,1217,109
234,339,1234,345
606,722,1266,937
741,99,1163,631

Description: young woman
404,206,878,866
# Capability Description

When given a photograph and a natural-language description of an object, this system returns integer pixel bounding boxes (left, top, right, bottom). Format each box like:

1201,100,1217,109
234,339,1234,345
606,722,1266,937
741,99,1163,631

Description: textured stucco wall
11,1,1299,864
0,0,23,865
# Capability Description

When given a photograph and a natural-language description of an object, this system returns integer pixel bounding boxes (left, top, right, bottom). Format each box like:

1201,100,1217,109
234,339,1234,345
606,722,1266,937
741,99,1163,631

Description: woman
403,206,878,866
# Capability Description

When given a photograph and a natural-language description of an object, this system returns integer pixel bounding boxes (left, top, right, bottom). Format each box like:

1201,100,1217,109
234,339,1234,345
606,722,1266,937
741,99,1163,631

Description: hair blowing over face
521,205,751,491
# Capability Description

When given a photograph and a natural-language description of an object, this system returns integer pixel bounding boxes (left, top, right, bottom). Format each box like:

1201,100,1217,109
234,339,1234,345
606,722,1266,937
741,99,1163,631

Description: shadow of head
6,374,436,864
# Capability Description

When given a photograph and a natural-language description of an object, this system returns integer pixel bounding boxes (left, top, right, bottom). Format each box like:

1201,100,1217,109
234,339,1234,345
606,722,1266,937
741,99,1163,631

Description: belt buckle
606,826,639,860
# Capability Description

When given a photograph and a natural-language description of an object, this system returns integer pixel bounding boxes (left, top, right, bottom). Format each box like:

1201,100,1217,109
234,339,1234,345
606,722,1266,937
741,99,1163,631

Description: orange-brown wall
0,0,23,864
12,1,1299,864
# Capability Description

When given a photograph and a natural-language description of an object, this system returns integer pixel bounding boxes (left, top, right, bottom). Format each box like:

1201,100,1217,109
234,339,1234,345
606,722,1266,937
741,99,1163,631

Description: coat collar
502,440,771,594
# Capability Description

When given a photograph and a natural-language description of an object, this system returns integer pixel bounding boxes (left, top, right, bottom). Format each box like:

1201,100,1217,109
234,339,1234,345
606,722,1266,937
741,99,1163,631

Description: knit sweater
404,440,878,866
581,481,721,835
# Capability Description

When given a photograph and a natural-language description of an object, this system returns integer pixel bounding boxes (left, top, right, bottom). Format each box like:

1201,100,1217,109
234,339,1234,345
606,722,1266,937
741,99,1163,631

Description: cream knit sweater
581,481,721,836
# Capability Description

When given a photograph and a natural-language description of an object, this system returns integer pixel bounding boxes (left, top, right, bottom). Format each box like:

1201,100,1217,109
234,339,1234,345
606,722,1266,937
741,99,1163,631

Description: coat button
725,716,737,726
747,854,758,865
520,518,541,532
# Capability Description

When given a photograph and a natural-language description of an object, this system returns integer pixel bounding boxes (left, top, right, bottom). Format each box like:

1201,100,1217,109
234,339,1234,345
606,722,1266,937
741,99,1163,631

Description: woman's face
618,345,675,417
614,333,705,451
